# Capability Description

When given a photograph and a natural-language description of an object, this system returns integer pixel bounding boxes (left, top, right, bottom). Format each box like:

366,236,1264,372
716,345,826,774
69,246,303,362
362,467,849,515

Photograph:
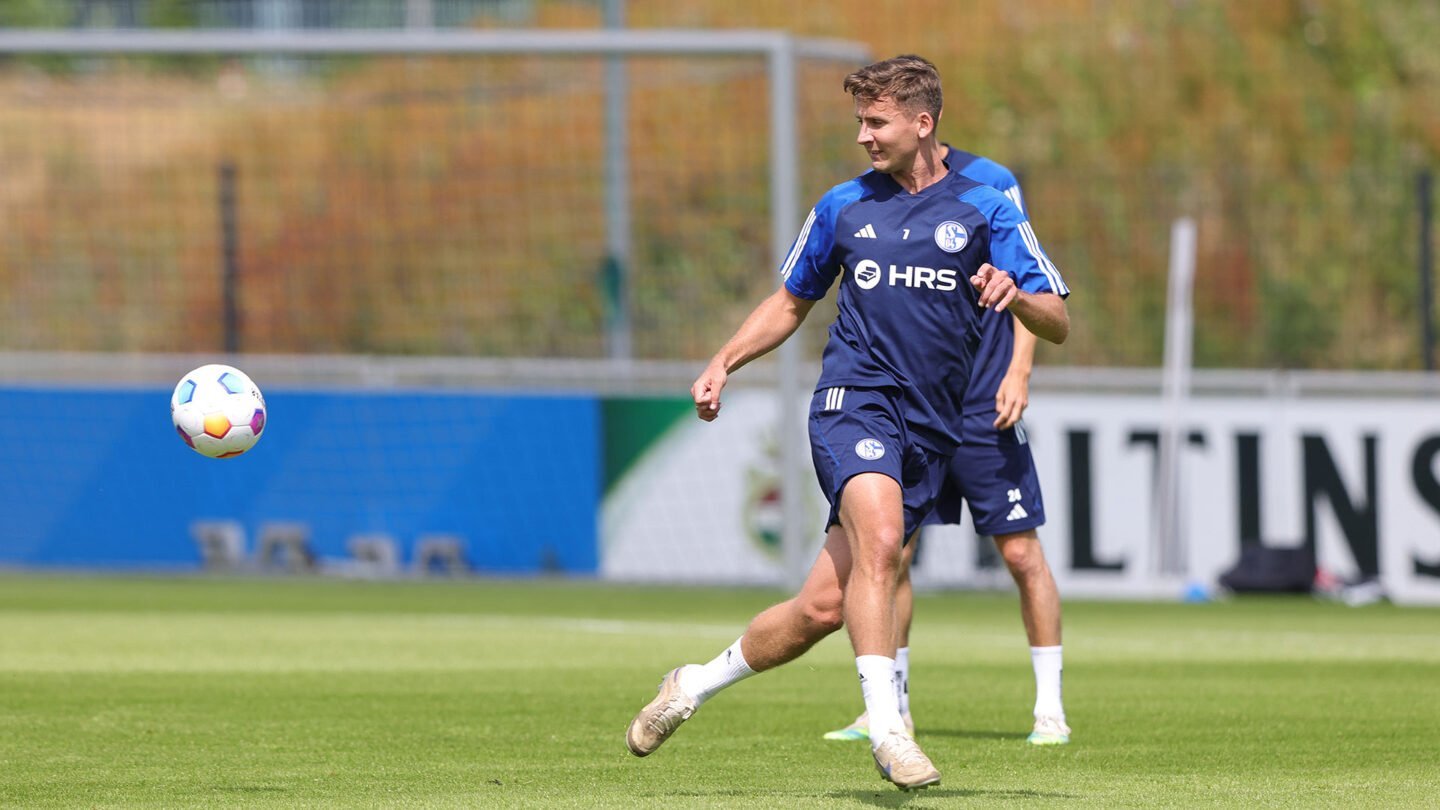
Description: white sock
678,636,757,705
1031,645,1064,718
857,655,904,744
894,646,911,717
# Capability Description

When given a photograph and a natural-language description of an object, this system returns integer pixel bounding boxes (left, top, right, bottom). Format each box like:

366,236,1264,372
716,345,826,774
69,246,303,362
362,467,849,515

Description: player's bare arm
1006,289,1069,345
692,287,816,421
970,263,1069,344
994,316,1038,429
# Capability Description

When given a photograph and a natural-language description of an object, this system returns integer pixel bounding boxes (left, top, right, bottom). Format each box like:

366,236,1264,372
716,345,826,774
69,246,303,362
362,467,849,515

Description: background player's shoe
625,666,699,757
871,730,941,790
823,710,916,741
1027,714,1071,745
824,712,870,741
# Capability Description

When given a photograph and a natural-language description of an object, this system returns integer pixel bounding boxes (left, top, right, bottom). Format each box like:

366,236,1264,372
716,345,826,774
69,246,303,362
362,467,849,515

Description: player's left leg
992,529,1069,744
625,525,852,757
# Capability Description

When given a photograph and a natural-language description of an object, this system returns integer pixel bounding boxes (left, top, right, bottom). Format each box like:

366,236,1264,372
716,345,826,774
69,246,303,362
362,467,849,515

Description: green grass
0,575,1436,808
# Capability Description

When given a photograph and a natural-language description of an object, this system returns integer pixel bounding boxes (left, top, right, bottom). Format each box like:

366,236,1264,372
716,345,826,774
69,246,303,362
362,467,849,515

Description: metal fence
4,0,530,30
0,9,1436,371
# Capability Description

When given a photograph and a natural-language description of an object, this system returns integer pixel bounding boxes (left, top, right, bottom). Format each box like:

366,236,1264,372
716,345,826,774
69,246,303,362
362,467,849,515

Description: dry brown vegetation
1,0,1437,368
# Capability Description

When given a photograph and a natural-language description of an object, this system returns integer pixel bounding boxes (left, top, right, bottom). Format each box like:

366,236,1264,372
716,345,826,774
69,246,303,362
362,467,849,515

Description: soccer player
624,55,1070,791
823,144,1070,747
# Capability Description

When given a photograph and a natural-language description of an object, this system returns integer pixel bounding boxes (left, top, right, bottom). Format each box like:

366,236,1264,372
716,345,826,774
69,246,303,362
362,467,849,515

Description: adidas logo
1006,503,1029,521
854,223,877,239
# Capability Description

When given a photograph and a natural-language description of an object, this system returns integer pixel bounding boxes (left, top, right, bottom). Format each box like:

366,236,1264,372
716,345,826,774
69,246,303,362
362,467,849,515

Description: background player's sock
1031,645,1064,718
678,636,756,705
894,646,911,717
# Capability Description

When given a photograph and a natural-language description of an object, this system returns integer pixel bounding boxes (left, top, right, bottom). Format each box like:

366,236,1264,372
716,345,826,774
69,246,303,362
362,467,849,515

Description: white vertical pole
1155,217,1197,577
405,0,435,29
255,0,299,75
770,37,808,586
256,0,299,30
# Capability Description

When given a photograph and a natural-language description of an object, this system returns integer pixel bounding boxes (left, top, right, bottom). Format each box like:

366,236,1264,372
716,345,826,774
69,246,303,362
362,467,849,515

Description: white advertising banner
601,389,1440,605
601,390,828,586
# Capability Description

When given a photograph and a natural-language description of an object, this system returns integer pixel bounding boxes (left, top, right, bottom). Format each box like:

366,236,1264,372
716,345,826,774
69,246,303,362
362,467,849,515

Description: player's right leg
825,535,917,741
626,526,853,757
838,472,940,790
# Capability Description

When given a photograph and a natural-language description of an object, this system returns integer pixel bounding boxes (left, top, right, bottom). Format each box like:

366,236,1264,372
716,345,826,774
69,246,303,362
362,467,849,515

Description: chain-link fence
2,1,1437,370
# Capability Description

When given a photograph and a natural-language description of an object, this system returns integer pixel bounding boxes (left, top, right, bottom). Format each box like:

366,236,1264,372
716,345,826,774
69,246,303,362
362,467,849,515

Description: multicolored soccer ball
170,364,267,458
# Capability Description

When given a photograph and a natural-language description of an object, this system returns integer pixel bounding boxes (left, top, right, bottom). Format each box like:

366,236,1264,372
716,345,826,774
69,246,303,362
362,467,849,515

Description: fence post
219,161,240,354
602,0,632,361
1420,169,1434,371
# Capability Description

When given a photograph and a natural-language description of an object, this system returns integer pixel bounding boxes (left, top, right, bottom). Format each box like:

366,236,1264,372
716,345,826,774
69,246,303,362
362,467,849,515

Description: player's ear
915,110,935,139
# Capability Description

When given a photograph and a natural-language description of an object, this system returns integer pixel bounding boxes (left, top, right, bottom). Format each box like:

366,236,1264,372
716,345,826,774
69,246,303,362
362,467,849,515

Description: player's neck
889,143,949,194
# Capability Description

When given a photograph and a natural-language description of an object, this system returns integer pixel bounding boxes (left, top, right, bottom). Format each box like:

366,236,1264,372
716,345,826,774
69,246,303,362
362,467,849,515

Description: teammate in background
625,55,1070,791
824,145,1070,746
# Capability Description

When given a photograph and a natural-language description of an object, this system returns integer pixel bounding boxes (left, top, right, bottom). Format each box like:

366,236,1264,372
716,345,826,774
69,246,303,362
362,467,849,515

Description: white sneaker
625,666,699,757
823,710,916,741
1027,714,1071,745
871,729,941,790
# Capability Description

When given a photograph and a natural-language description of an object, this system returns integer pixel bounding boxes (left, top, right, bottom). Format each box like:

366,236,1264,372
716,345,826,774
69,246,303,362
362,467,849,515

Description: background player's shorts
809,386,950,540
922,437,1046,536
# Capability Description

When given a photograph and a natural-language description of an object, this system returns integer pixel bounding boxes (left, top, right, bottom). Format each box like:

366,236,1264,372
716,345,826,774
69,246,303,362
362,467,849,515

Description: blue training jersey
782,165,1066,454
945,147,1066,443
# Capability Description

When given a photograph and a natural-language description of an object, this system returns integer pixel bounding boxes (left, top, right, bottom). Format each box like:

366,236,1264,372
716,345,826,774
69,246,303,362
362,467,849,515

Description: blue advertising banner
0,387,599,574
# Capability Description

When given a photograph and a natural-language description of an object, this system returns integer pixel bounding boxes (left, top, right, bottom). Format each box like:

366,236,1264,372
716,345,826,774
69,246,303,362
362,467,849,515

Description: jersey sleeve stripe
780,207,819,281
1017,219,1069,295
1003,185,1027,216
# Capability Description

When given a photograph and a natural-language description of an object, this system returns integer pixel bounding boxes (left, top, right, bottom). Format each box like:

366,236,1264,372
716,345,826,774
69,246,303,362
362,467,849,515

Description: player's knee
998,534,1047,576
854,527,907,577
797,594,845,635
791,566,845,636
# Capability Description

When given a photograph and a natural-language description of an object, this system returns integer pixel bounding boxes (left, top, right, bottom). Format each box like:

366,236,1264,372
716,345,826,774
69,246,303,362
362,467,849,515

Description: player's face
855,96,925,176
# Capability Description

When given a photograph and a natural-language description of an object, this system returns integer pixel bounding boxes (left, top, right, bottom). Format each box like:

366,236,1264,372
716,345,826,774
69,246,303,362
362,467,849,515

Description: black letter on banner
1303,434,1378,578
1237,433,1298,548
1068,429,1123,571
1410,436,1440,578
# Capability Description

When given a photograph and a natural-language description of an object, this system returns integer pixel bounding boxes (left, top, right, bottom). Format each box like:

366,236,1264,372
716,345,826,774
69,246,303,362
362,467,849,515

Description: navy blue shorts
922,424,1046,536
809,386,950,540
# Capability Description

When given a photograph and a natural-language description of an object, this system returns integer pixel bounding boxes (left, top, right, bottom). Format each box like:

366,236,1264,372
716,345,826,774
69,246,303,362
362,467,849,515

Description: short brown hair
843,54,943,121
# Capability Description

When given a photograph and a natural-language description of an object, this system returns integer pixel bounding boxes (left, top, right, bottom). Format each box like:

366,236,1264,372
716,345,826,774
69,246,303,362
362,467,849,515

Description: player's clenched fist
691,363,727,421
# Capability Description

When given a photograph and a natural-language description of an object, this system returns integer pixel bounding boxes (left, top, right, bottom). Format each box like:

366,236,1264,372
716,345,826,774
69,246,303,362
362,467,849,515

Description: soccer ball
171,364,267,458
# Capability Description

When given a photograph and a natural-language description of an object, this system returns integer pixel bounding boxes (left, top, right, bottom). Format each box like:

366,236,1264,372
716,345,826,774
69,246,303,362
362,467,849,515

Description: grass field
0,575,1436,808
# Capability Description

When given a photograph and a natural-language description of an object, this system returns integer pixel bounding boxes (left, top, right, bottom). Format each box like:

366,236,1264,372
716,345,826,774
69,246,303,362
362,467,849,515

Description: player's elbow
1025,305,1069,345
1047,312,1071,345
